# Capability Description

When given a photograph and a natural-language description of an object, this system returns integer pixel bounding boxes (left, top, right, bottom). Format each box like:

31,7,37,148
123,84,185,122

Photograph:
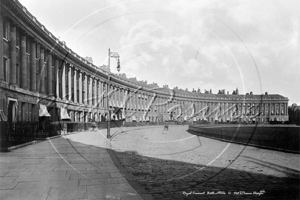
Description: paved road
107,125,299,199
0,125,299,200
0,132,147,200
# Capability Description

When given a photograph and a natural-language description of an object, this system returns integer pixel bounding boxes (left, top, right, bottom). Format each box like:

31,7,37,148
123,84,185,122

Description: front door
7,101,16,132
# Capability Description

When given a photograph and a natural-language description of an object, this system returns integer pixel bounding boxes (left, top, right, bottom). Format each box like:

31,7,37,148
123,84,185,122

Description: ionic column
31,41,36,91
126,89,129,109
126,90,130,109
135,93,138,110
55,58,59,98
62,62,66,100
106,82,110,109
115,87,118,107
135,92,138,110
129,91,133,110
164,98,167,113
116,87,119,107
86,75,90,105
132,91,135,110
9,24,17,85
98,81,102,108
89,76,93,106
146,95,149,110
35,44,40,92
103,82,107,108
110,85,113,106
94,79,98,106
139,93,142,110
21,34,27,89
95,79,98,107
115,87,119,107
141,94,144,111
93,78,96,106
74,69,77,103
84,74,88,105
130,92,133,110
143,94,145,111
158,97,161,112
127,90,130,110
103,82,106,108
104,82,107,108
47,53,53,95
68,65,72,101
128,90,132,110
116,87,119,106
110,85,114,106
120,88,123,107
91,77,94,106
40,47,45,93
121,89,125,108
119,88,122,107
101,81,104,108
162,97,164,113
142,94,148,110
99,82,102,108
79,71,83,104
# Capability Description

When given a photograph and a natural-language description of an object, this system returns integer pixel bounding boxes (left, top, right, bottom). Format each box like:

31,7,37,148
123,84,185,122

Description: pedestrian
162,123,168,134
92,121,97,131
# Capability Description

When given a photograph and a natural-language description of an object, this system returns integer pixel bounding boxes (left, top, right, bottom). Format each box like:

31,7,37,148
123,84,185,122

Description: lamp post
106,48,120,138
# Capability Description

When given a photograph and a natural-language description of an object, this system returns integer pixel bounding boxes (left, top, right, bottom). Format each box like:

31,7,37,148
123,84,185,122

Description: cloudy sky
19,0,299,105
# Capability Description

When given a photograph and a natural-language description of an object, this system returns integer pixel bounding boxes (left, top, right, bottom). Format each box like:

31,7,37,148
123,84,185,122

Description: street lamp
106,48,120,138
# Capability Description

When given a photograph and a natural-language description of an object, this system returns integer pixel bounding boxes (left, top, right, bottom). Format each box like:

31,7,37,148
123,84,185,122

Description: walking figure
163,124,169,131
162,123,169,134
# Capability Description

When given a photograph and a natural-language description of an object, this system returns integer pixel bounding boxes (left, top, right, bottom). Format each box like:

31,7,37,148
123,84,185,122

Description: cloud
120,20,165,46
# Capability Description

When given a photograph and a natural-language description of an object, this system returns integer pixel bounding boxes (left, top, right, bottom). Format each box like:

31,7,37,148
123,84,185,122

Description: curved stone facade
0,0,289,127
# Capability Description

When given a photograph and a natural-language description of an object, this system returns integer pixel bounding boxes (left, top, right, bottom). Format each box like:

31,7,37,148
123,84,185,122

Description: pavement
0,129,153,200
0,125,299,200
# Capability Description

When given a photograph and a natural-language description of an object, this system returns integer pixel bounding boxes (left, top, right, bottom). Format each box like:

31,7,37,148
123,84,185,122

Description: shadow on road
109,150,299,199
63,133,299,200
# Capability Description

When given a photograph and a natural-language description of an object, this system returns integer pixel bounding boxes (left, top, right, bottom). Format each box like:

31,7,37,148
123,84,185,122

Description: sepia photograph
0,0,299,199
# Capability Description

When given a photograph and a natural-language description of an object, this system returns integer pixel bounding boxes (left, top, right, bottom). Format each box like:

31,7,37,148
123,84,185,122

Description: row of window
2,56,56,93
0,99,37,122
3,19,41,56
17,102,37,122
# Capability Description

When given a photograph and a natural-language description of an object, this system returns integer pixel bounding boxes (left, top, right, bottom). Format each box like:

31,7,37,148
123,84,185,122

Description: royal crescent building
0,0,289,131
